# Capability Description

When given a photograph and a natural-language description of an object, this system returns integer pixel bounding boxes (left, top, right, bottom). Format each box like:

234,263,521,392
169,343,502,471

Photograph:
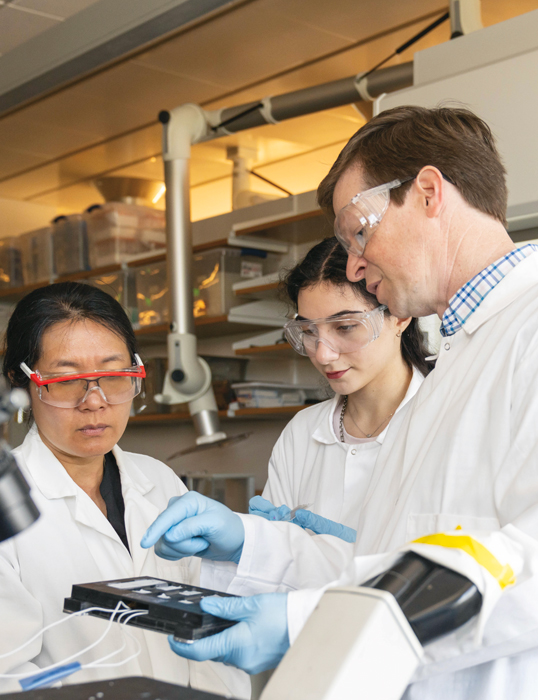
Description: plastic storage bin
19,227,54,284
0,237,23,289
52,215,89,276
85,203,166,267
87,269,138,326
193,248,278,319
0,302,15,336
135,260,169,327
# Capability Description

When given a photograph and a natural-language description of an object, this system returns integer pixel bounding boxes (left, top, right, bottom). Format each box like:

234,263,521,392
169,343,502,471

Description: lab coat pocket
406,513,501,542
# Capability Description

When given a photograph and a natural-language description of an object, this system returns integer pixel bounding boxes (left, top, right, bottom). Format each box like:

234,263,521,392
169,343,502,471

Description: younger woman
251,236,433,539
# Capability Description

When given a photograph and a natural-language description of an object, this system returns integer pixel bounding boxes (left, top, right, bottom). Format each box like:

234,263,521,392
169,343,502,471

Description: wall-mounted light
152,184,166,204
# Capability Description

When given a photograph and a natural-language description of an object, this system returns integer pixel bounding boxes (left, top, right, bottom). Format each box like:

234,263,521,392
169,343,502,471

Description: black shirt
99,452,130,553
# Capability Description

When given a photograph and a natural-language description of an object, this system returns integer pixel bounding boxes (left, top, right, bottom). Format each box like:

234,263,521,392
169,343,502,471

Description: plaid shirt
440,243,538,337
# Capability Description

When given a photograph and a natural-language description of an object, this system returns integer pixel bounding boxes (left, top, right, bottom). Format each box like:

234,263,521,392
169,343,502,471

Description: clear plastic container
135,261,169,327
134,248,280,326
0,302,15,336
85,203,166,268
0,237,24,289
132,357,178,415
87,269,138,327
193,248,278,319
19,227,54,284
52,215,89,276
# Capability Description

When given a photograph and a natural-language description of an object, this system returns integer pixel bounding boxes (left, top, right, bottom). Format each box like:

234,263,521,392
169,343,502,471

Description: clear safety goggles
334,178,414,257
20,354,146,408
283,305,387,357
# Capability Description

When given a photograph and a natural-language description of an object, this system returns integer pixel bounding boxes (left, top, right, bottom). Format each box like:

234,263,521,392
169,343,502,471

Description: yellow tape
412,533,516,589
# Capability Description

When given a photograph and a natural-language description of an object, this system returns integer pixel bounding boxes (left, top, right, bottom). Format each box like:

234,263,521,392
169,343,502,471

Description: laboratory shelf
0,281,49,299
135,315,270,342
228,405,308,418
127,405,307,425
232,208,328,245
234,342,297,359
234,281,280,297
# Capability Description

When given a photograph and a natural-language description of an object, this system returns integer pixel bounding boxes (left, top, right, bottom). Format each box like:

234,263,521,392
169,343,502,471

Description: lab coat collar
20,427,158,567
312,366,423,447
111,445,155,498
22,426,79,499
21,426,156,501
311,395,341,447
462,250,538,335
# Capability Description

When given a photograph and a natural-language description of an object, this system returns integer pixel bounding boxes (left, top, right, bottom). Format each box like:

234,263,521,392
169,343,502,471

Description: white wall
0,197,57,239
119,418,289,494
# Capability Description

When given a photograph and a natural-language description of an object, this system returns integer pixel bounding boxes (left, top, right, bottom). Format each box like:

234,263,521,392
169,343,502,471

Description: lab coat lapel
23,428,116,540
113,446,159,575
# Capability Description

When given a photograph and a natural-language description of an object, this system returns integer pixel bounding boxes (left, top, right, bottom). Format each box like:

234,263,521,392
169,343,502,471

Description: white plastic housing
261,587,423,700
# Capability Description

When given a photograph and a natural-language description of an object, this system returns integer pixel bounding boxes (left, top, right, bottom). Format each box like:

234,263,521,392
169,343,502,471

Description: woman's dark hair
3,281,139,389
282,237,434,377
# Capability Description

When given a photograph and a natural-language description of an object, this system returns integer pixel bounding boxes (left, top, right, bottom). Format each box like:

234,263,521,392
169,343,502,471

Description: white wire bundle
0,600,148,682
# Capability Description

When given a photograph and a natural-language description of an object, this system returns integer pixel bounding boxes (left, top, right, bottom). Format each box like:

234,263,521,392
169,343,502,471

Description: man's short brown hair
317,106,508,225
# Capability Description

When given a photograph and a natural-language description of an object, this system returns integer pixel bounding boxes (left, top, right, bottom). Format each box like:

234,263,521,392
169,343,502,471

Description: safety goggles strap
20,355,146,387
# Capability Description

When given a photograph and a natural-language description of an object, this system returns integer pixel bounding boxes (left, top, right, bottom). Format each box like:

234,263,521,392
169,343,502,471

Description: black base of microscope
0,676,233,700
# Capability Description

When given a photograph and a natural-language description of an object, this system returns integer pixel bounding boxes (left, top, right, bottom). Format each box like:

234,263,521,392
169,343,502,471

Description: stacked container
192,247,278,319
135,260,168,327
85,203,166,268
52,215,89,276
0,237,24,289
135,247,279,327
19,226,55,284
87,269,138,326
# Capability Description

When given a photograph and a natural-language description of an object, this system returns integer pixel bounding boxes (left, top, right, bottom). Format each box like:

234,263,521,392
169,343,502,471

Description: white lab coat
262,367,424,529
223,251,538,700
0,427,249,698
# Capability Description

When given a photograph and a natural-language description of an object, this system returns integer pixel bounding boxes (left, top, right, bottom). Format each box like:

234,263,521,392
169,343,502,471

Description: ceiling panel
11,61,221,143
11,0,101,19
0,123,161,200
202,15,451,109
0,4,58,54
0,0,536,219
267,0,447,43
0,144,47,179
135,1,349,91
0,109,98,160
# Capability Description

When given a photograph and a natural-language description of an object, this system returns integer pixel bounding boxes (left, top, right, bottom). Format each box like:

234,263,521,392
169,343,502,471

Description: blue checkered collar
440,244,538,337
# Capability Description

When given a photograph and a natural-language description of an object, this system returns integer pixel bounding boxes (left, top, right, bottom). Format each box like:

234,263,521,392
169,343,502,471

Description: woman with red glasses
0,282,248,698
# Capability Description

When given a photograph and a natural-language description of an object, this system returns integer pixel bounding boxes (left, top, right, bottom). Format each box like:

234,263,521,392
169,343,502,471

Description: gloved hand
168,593,289,675
140,492,245,564
249,495,293,521
294,509,357,543
249,496,357,542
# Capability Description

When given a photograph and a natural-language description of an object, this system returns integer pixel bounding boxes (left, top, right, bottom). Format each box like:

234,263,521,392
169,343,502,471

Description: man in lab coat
143,106,538,699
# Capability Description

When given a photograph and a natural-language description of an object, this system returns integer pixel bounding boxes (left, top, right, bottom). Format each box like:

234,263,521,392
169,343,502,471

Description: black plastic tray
64,576,237,642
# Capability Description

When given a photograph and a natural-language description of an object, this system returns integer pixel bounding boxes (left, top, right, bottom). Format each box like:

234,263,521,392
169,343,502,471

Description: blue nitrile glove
140,492,245,564
168,593,289,675
249,496,357,542
294,509,357,542
249,495,293,521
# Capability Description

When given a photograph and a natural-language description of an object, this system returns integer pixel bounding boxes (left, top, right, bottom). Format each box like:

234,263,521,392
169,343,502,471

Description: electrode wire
84,610,148,669
0,601,128,677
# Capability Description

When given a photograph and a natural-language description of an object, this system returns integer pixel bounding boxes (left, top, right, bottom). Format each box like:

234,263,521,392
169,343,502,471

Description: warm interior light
152,184,166,204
